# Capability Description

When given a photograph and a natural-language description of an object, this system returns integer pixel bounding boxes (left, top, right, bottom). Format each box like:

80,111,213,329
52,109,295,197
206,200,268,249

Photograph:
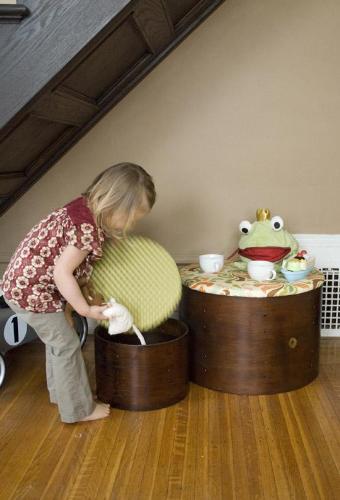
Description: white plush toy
103,298,146,345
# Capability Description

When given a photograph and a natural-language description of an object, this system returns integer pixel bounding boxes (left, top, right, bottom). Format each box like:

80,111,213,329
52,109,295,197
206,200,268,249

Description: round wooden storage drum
180,262,324,395
95,319,189,410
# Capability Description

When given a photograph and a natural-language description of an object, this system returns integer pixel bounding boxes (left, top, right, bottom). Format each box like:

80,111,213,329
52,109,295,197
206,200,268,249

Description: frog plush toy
237,208,299,266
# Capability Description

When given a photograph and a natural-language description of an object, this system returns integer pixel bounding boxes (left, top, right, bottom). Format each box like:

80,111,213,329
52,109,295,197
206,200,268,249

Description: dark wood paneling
32,91,98,127
166,0,222,32
0,0,132,130
0,126,77,214
24,127,77,177
134,0,175,53
0,174,25,196
62,15,150,102
166,0,202,26
0,0,225,214
0,116,69,173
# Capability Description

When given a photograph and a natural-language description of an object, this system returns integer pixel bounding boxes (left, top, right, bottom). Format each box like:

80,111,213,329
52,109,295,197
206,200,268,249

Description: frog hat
238,208,298,263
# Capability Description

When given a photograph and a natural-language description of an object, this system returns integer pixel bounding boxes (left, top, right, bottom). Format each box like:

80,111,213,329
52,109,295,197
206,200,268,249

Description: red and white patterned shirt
1,196,105,313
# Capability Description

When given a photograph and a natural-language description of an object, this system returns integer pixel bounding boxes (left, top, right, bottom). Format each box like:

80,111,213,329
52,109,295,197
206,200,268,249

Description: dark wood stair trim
0,0,225,215
0,171,25,178
174,0,221,33
0,4,30,23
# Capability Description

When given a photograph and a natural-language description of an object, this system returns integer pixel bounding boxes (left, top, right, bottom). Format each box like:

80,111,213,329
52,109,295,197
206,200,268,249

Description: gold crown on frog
256,208,271,221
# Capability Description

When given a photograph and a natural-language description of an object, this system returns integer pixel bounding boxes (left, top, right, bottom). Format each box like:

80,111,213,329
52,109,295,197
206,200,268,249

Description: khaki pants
6,299,95,423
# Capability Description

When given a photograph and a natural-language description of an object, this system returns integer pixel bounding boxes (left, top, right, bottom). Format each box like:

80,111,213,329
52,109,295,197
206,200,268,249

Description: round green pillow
90,235,182,331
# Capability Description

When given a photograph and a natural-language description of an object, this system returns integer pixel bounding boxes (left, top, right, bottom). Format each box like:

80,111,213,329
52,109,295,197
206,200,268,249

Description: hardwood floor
1,337,340,499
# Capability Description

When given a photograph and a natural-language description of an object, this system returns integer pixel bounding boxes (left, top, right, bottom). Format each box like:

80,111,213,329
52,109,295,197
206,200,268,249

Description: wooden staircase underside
0,0,224,215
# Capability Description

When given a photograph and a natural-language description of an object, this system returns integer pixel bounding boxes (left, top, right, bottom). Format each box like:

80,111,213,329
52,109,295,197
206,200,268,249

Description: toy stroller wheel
0,353,6,388
72,312,88,348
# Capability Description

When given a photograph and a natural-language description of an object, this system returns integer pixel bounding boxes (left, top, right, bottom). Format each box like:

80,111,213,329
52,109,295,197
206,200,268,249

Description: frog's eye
239,220,252,234
271,216,284,231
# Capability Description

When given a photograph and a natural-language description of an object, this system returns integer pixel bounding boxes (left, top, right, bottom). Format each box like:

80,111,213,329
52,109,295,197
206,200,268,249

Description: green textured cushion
90,235,182,331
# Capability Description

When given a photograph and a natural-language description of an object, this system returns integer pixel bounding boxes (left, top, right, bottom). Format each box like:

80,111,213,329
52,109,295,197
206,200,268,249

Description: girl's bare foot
81,403,110,422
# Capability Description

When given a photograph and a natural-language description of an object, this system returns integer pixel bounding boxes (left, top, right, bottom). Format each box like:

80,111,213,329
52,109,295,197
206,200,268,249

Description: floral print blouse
1,196,105,312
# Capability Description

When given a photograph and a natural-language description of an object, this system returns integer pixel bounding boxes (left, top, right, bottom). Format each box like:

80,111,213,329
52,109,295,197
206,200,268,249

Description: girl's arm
54,245,107,320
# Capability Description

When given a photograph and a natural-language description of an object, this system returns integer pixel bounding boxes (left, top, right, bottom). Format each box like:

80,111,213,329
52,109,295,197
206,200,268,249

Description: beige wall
1,0,340,274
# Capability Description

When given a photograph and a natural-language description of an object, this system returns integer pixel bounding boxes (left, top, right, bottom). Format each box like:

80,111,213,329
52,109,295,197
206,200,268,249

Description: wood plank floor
1,337,340,499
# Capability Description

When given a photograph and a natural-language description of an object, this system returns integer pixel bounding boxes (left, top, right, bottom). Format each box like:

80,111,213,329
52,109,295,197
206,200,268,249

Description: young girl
1,163,156,423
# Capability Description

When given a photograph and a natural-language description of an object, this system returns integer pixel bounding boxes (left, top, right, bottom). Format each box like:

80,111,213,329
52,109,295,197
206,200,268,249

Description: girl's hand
85,304,108,321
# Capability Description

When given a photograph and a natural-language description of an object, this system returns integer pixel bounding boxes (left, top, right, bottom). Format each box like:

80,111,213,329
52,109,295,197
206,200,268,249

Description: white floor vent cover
320,268,340,336
294,235,340,337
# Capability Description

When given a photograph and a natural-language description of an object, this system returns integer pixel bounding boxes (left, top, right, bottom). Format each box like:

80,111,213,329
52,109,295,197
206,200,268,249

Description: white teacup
247,260,276,281
199,254,224,273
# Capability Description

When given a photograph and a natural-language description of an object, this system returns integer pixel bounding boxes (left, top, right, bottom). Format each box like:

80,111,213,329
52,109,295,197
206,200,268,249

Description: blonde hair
83,163,156,238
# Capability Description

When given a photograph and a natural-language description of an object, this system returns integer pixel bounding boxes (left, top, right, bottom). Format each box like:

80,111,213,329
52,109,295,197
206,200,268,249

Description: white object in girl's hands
103,298,146,345
199,254,224,273
103,298,133,334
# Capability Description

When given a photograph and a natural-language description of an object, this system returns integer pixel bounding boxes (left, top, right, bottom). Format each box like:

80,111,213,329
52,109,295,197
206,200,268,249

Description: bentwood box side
179,286,322,395
95,319,189,411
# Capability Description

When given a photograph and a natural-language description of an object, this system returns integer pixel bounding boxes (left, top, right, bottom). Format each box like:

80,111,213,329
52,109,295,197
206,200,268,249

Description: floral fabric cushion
180,262,324,298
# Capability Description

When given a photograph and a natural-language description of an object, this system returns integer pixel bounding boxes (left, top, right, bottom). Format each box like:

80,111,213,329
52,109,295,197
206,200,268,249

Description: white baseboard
294,234,340,268
321,330,340,337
